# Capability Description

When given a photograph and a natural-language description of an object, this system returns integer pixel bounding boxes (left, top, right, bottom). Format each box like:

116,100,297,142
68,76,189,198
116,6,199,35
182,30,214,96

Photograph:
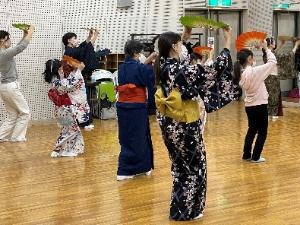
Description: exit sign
208,0,232,7
272,3,290,9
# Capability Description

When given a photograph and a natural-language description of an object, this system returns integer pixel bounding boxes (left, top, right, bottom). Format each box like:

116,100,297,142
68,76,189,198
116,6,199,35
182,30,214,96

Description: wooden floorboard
0,101,300,225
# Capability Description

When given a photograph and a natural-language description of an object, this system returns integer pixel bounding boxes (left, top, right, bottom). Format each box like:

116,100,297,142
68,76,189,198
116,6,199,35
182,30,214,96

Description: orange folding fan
62,55,81,68
193,46,212,55
236,31,267,51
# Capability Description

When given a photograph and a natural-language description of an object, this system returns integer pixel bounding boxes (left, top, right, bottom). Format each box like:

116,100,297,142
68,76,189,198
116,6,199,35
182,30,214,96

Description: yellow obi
155,86,200,123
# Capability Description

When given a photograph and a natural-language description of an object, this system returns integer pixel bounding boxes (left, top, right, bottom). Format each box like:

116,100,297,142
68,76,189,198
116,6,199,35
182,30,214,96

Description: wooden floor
1,101,300,225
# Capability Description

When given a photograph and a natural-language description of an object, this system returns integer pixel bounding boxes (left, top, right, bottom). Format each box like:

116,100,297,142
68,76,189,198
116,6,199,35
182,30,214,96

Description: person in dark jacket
62,29,100,129
62,29,100,77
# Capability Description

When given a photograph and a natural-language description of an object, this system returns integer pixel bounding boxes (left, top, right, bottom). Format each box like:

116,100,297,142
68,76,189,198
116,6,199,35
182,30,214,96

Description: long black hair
154,32,181,85
43,59,61,83
233,49,254,84
262,37,276,63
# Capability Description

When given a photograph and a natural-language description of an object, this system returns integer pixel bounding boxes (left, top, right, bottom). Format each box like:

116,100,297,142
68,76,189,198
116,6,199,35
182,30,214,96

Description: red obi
116,83,146,103
48,88,72,107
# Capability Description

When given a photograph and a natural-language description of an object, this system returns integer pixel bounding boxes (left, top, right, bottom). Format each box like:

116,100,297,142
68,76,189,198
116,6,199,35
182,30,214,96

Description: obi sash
155,86,200,123
116,83,147,103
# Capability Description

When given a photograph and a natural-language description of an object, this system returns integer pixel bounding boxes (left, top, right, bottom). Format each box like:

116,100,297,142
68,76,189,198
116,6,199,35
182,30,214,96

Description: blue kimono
116,58,154,176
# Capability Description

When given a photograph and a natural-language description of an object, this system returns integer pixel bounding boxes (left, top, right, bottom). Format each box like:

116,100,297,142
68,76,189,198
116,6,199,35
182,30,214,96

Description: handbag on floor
100,107,117,120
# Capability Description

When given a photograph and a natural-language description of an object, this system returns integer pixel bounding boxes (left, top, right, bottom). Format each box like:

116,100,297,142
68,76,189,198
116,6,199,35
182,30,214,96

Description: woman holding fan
234,40,277,163
0,25,35,142
154,26,240,220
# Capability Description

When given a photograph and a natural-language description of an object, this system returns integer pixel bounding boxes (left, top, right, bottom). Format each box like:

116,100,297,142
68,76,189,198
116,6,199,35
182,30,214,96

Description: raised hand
292,39,300,53
223,26,232,49
182,26,192,42
223,26,232,40
261,39,268,50
24,25,35,35
144,52,158,65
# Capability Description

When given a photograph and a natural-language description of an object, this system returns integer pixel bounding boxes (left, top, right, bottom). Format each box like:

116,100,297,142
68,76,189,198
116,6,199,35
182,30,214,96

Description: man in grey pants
0,26,35,142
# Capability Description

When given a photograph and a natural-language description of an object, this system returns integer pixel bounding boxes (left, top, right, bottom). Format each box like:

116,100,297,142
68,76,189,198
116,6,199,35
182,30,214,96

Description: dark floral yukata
156,48,240,221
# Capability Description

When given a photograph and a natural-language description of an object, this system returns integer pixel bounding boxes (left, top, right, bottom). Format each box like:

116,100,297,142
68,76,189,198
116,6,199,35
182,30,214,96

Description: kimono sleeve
175,48,240,112
201,48,240,112
136,64,155,88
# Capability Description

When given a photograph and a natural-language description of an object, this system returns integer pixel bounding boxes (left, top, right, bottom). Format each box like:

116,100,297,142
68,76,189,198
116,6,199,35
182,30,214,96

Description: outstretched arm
90,29,99,45
292,40,300,54
2,25,35,59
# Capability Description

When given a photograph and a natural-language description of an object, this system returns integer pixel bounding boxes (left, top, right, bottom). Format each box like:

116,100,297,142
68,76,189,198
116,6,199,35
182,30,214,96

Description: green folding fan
180,15,228,30
12,23,30,30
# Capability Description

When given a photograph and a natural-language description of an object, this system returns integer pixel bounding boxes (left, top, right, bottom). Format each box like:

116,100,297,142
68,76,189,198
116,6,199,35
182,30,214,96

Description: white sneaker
272,116,279,121
136,170,152,176
116,175,135,181
193,213,203,220
84,125,94,131
61,151,78,157
251,157,266,163
51,151,61,158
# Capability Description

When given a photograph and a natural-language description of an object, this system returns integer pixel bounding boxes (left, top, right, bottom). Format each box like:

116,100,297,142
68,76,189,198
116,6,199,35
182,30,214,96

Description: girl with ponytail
234,40,277,163
43,57,88,158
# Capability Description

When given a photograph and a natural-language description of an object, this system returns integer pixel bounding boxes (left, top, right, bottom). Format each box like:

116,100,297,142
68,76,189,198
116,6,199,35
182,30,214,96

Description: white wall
248,0,274,35
62,0,250,52
1,0,290,121
62,0,151,53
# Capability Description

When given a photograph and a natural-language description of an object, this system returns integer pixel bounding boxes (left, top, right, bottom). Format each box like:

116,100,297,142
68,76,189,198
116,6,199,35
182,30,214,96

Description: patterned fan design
180,15,228,30
236,31,267,51
12,23,30,30
193,46,213,55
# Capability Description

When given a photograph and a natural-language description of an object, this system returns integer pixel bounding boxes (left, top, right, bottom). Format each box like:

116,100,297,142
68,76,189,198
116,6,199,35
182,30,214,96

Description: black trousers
80,73,94,127
243,104,268,161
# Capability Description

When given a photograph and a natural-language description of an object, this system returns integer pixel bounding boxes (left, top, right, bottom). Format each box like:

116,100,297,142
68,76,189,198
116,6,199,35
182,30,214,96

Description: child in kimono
43,57,89,157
